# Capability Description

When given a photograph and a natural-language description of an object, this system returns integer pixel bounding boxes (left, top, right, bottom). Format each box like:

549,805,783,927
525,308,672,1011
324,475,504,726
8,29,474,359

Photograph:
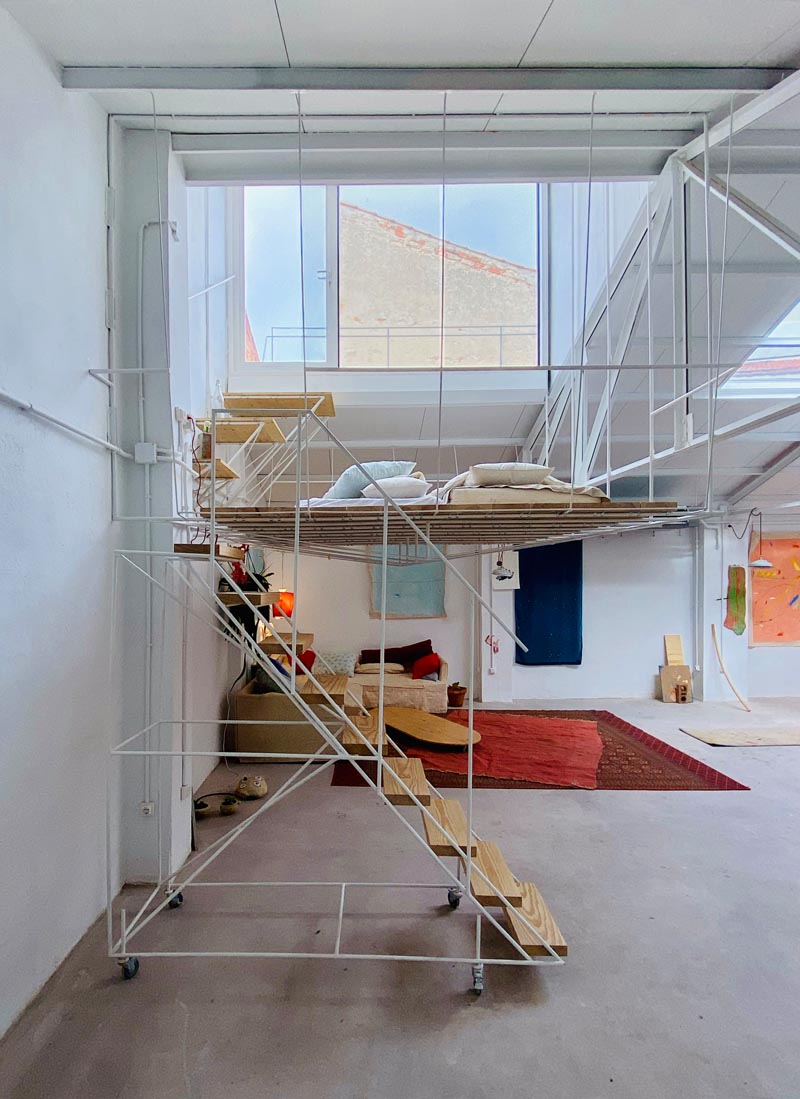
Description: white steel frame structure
108,403,568,992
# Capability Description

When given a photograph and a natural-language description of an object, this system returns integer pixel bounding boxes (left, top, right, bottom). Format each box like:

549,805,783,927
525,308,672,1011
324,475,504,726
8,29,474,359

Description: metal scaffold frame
108,401,569,992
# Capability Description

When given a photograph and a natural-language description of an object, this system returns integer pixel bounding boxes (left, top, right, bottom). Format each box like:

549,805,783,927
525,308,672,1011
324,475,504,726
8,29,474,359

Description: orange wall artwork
749,533,800,646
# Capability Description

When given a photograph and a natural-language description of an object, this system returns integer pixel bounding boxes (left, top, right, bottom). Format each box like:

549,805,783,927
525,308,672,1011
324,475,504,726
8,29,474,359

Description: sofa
354,660,449,714
231,678,363,759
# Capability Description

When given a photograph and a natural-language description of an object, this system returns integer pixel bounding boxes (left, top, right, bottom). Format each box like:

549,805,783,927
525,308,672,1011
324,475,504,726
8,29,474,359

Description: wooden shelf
505,882,568,957
422,798,477,857
213,420,285,444
223,392,336,418
174,542,245,561
194,458,239,479
466,841,523,908
382,758,431,806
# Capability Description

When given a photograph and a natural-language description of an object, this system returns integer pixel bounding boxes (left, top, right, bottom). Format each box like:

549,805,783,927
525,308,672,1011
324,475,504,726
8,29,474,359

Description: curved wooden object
711,623,751,713
382,705,481,748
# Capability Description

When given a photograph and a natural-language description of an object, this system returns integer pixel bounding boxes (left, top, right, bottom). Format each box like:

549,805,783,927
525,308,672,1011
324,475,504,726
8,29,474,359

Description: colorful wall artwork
749,533,800,646
724,565,746,636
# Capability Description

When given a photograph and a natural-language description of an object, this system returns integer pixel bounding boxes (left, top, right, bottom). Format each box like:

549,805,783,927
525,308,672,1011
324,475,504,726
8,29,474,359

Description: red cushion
411,652,441,680
298,649,316,671
361,639,433,670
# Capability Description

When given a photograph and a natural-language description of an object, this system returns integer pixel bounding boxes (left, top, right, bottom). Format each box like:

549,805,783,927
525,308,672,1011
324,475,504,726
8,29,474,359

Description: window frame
226,181,543,388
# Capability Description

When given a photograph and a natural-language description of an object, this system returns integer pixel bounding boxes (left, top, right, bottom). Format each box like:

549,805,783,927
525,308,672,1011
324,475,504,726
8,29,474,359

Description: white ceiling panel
3,0,289,65
522,0,800,67
277,0,554,67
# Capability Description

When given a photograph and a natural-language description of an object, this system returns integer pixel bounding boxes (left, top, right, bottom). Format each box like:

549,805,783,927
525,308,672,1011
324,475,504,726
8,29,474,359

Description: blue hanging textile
514,541,583,665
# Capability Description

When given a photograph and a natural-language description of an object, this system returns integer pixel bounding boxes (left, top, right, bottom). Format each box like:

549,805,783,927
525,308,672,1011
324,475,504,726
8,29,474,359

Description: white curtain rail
0,385,134,460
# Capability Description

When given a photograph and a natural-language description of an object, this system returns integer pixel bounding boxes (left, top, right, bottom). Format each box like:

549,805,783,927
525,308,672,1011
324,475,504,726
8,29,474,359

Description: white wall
283,549,478,685
0,11,114,1036
481,528,696,701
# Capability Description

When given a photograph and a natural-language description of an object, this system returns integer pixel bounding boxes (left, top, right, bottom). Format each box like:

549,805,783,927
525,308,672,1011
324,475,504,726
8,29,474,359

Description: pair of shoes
236,775,268,799
194,794,240,818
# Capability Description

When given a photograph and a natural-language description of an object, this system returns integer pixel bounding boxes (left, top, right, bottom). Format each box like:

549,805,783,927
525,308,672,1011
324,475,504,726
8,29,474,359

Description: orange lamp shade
275,590,295,618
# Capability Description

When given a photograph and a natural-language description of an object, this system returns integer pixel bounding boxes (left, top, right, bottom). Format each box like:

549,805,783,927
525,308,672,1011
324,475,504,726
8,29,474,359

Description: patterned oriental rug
330,709,748,792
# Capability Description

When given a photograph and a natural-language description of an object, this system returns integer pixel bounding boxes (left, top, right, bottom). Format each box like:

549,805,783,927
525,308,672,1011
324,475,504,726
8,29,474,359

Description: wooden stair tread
466,841,523,908
382,758,430,805
214,420,285,444
217,590,279,606
422,799,477,857
194,458,239,479
258,631,314,655
505,881,568,957
223,392,335,418
341,713,389,755
174,542,244,561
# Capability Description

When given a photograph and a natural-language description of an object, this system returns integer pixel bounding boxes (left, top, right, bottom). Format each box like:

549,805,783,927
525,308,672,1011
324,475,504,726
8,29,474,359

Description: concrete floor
1,698,799,1099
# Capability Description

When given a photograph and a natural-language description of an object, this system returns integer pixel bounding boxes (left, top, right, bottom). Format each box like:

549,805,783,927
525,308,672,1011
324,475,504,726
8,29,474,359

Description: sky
244,183,538,362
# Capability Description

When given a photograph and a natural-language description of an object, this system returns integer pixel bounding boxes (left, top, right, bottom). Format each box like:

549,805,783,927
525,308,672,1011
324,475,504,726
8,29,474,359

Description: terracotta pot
447,685,467,707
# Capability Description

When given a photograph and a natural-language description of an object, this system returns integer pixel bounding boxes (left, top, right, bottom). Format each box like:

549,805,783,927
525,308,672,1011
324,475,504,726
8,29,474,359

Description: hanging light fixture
749,510,773,569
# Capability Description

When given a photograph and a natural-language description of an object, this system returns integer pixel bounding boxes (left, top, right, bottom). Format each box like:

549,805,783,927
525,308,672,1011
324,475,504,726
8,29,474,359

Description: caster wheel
167,892,184,910
121,957,139,981
447,887,462,910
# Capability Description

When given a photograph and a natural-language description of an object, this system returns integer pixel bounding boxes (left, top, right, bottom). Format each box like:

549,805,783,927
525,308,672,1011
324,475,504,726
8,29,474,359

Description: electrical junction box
134,442,158,464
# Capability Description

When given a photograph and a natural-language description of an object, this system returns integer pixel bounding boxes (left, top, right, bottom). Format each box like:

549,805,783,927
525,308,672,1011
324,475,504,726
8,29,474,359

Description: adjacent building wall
0,11,115,1037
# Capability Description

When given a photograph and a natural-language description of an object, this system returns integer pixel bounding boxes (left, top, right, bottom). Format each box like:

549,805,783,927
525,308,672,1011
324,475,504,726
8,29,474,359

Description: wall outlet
174,406,189,427
140,801,155,817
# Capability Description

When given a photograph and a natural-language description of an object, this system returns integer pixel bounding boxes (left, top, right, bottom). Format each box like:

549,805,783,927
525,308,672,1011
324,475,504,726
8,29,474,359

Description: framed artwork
369,544,446,619
749,532,800,646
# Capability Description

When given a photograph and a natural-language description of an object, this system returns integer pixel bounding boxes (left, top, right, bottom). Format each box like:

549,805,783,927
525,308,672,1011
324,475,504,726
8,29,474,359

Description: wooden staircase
370,748,567,958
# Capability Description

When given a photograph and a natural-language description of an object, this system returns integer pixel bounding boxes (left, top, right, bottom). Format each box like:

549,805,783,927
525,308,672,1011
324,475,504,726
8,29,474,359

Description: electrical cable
570,91,596,510
435,92,448,505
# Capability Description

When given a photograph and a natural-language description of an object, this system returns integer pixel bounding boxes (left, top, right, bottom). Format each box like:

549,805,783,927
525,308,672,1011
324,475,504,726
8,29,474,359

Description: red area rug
330,709,748,792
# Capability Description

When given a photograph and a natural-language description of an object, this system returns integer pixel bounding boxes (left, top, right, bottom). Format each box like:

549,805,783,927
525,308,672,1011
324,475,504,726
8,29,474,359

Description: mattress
449,486,607,505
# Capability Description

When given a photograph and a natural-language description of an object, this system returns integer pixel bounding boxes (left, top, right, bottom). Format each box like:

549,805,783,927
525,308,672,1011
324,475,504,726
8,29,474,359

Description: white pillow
439,471,469,496
467,462,554,487
362,476,433,499
356,662,406,674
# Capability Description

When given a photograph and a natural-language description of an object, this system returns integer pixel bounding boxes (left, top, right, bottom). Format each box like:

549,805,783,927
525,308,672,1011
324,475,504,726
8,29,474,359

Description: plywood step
505,881,568,957
216,590,279,607
194,458,239,479
213,420,286,444
341,713,389,756
466,841,523,908
223,392,336,418
382,758,430,806
174,542,245,561
422,799,477,857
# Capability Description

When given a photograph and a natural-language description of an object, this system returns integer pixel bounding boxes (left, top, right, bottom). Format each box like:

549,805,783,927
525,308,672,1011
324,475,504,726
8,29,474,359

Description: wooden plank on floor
506,881,568,957
467,841,523,907
422,799,477,857
382,757,430,805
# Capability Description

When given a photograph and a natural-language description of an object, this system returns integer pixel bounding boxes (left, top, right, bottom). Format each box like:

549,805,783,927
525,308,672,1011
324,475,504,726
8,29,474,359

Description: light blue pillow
323,461,415,500
316,651,358,676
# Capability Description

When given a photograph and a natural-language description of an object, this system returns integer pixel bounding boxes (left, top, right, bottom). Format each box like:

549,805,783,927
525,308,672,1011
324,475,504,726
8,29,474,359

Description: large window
234,183,539,371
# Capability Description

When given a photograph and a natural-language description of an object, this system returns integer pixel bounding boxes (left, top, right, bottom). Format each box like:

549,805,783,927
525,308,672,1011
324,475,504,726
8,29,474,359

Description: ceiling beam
679,69,800,161
61,65,792,94
724,442,800,505
680,160,800,264
173,130,694,153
